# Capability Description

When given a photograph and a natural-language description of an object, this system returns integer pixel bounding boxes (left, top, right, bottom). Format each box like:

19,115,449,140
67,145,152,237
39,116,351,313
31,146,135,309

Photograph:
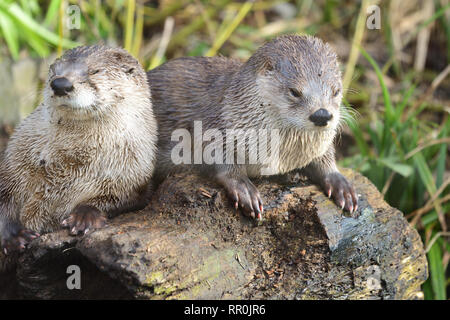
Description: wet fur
148,35,340,180
147,34,357,217
0,46,157,236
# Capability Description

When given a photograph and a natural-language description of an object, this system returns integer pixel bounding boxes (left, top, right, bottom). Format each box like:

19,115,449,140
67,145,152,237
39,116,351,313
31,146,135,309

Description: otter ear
124,66,135,74
112,51,136,74
113,51,127,62
258,58,274,75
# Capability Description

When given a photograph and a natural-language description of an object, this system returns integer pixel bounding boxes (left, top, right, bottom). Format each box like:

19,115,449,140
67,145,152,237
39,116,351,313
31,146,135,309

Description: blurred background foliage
0,0,448,300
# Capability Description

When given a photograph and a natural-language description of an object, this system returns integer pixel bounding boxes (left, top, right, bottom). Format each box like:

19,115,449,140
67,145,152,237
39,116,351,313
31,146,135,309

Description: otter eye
289,88,301,98
332,88,341,97
89,69,100,75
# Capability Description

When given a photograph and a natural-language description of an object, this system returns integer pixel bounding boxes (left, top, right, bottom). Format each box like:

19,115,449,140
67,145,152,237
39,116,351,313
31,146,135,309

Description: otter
148,34,357,219
0,45,157,253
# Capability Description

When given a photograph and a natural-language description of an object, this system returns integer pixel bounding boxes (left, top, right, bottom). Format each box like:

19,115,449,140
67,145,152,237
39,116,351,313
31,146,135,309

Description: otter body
0,46,157,253
148,35,357,219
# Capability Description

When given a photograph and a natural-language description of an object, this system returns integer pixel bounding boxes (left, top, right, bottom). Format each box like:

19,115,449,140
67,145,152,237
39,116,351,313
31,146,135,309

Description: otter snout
309,108,333,127
50,77,74,96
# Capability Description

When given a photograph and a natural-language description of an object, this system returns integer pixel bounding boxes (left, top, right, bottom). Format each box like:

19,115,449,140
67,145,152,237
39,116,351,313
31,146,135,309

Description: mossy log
0,169,427,299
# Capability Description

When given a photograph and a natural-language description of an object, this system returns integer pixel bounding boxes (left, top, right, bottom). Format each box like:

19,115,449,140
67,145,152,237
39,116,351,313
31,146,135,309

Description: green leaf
436,124,447,188
413,152,437,195
359,46,394,119
396,84,416,118
22,26,49,57
377,158,413,177
44,0,62,26
422,204,450,226
427,239,446,300
0,10,19,59
343,99,370,156
0,2,79,49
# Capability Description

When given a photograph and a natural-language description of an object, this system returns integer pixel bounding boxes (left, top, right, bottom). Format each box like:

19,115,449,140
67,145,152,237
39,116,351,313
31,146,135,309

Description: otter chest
277,130,334,174
35,131,140,185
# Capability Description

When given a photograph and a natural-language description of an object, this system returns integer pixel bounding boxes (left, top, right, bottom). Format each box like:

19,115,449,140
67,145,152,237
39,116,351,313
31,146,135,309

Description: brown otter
0,45,157,253
147,34,357,219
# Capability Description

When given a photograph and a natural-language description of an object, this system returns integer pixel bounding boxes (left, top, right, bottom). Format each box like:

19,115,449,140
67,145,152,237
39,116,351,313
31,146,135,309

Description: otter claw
62,204,106,236
1,227,40,254
323,172,358,215
218,175,264,220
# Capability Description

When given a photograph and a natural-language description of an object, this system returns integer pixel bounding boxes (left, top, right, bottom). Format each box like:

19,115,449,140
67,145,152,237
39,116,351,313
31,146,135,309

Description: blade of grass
359,46,394,119
143,1,183,26
343,99,371,156
342,0,370,95
435,131,447,189
148,16,174,70
22,25,50,57
437,0,450,63
124,0,135,52
396,83,416,118
96,4,114,37
427,238,446,299
412,152,446,231
57,0,63,57
205,1,254,57
377,158,413,177
0,2,79,48
0,10,19,59
402,3,450,50
44,0,62,26
131,3,144,58
167,0,231,52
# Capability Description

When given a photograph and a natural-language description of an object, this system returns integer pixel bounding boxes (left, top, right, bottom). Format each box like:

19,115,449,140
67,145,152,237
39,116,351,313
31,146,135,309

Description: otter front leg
321,172,358,213
61,204,106,235
0,191,39,254
216,166,264,220
303,147,358,214
0,220,40,254
61,186,151,235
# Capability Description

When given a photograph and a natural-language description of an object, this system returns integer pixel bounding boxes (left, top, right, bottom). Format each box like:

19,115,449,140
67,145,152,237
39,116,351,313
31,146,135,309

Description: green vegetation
0,0,448,300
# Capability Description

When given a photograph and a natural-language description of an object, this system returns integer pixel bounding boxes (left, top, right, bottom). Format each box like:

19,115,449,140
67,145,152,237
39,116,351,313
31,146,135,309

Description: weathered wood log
0,169,427,299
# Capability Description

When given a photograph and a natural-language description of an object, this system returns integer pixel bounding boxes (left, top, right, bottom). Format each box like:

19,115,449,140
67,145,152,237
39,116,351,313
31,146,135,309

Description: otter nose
309,108,333,127
50,77,74,96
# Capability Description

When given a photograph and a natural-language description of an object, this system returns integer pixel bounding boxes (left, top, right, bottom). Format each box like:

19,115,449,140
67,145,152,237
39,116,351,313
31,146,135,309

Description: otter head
44,45,148,119
249,35,342,132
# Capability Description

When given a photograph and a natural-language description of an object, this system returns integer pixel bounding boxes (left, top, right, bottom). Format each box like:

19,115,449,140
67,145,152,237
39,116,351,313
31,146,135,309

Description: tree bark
1,169,427,299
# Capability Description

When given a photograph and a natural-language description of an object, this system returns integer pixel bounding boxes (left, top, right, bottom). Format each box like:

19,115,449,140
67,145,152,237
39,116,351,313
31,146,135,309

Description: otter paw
323,172,358,214
1,226,40,255
62,205,107,235
220,176,264,220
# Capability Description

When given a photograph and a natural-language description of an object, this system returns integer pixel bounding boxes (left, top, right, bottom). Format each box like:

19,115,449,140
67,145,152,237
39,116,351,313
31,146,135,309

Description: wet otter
148,34,357,220
0,45,157,253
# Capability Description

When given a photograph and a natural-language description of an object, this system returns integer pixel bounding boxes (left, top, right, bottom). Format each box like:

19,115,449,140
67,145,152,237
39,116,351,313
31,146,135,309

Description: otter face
253,35,342,132
43,45,145,119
